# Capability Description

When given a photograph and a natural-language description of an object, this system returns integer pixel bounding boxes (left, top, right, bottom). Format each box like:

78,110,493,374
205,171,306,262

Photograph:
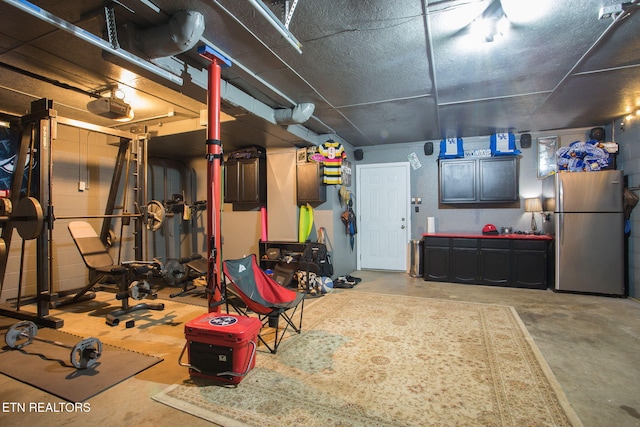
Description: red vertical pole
206,58,222,312
199,45,231,313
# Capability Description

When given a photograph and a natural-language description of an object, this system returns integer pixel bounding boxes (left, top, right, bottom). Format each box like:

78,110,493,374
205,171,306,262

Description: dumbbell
4,321,102,369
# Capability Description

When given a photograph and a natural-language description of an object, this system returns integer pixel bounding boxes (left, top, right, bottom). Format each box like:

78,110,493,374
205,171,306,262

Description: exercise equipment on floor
168,254,209,298
63,220,164,326
0,111,61,328
152,191,208,297
5,320,102,369
0,101,166,328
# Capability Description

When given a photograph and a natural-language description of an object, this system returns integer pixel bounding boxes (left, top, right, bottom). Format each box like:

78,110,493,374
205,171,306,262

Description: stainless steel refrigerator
542,170,625,296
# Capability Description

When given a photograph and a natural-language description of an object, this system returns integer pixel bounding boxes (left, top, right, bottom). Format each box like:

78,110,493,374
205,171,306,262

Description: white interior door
356,162,411,271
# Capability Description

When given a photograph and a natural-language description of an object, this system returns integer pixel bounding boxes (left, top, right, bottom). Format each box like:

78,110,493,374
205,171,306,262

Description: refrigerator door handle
558,178,564,212
559,214,564,246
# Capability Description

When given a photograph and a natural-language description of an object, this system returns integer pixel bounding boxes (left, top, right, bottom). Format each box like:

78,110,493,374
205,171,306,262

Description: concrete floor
1,271,639,427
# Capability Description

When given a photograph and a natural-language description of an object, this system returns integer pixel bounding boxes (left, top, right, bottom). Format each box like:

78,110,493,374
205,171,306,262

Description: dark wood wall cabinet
224,156,266,205
439,157,519,204
297,162,326,205
422,234,552,289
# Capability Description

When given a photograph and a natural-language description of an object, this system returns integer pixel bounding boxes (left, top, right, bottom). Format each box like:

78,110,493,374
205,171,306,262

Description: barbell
4,321,103,369
0,197,167,240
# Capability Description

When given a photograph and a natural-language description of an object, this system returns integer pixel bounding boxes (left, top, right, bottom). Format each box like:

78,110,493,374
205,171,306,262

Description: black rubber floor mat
0,316,163,402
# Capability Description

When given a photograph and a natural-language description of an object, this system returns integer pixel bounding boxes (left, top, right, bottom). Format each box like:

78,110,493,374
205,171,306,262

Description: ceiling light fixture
620,102,640,126
622,110,640,122
471,0,510,42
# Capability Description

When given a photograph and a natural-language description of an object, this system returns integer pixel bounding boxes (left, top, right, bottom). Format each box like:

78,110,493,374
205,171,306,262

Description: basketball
318,277,334,293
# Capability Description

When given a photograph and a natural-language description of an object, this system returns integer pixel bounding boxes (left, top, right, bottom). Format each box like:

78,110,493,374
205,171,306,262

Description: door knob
401,225,406,229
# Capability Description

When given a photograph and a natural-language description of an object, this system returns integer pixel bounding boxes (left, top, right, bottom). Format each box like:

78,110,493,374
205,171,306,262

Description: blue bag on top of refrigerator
490,133,521,156
438,137,464,159
556,140,610,172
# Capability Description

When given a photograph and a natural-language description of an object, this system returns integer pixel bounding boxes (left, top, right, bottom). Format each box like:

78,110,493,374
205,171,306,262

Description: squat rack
0,99,153,328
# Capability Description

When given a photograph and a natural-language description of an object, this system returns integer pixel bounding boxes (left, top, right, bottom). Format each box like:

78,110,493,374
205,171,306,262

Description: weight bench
169,254,208,298
62,220,164,326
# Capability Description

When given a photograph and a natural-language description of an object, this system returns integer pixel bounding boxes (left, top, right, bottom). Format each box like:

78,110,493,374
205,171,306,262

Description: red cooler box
182,313,262,384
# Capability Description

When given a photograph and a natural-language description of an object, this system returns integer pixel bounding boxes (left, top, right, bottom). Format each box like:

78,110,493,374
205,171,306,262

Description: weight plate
128,280,151,300
129,280,141,300
163,259,185,286
14,197,44,240
5,321,38,349
151,259,164,276
0,198,12,215
146,200,165,232
70,337,102,369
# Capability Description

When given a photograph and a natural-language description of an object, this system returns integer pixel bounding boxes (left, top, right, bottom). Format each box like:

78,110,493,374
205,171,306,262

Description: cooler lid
185,313,262,340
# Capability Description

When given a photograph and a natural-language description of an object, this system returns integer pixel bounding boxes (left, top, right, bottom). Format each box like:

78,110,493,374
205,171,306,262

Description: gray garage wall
352,129,593,240
614,119,640,298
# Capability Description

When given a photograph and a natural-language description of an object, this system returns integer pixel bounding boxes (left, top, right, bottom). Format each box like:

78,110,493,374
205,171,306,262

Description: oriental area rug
153,291,583,426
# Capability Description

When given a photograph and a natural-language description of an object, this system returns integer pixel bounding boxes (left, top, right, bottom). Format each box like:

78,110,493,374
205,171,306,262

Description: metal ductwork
274,103,315,125
137,10,205,59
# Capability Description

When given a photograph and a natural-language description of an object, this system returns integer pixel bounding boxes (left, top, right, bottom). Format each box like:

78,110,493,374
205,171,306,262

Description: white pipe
274,102,315,125
246,0,303,54
138,10,205,59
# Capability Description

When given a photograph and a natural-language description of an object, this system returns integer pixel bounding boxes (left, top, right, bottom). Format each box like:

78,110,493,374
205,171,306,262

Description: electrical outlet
78,181,86,191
